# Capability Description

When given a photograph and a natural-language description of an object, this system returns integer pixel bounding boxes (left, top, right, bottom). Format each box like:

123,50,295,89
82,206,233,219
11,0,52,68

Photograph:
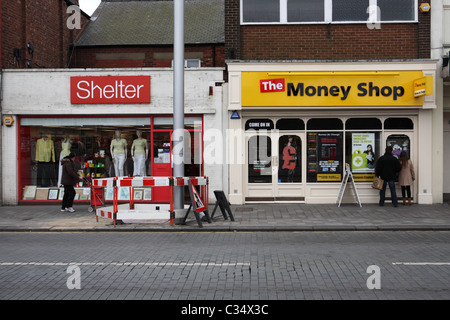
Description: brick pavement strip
1,202,450,231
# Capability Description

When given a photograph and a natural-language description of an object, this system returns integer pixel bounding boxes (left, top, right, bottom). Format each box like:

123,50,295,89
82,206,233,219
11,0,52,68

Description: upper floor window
241,0,417,24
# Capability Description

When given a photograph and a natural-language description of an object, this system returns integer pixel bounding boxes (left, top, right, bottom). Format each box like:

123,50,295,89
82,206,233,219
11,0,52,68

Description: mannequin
58,136,72,186
110,130,127,177
131,130,148,176
36,134,55,187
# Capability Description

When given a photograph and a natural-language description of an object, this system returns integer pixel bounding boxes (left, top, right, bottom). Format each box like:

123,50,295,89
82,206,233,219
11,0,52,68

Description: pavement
0,198,450,232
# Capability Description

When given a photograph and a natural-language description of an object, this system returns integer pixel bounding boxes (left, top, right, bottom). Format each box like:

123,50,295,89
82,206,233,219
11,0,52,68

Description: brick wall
71,44,226,68
225,0,431,61
1,0,88,69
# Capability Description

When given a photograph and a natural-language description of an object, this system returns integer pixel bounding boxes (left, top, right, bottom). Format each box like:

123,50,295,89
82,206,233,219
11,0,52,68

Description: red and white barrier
92,176,208,227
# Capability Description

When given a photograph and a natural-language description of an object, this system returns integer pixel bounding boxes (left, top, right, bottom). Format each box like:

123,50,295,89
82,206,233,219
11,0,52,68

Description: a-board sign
182,179,211,227
211,190,235,221
190,180,207,213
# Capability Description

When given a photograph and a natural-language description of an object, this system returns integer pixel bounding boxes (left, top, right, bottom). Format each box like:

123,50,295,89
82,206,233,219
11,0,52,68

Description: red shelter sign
71,76,151,104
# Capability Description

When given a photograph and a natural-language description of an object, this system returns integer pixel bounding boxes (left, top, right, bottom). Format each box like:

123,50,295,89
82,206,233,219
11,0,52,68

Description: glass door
152,131,172,202
274,133,304,200
246,133,274,200
245,131,304,201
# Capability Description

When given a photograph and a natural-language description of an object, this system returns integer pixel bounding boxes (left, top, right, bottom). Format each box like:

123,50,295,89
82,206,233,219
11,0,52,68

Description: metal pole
173,0,184,210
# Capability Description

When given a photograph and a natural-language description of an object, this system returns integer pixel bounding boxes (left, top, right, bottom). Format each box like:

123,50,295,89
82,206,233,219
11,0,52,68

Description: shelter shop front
1,68,224,205
226,61,437,205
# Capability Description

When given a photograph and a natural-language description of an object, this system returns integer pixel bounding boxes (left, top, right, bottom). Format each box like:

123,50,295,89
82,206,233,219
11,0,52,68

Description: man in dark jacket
375,146,402,207
61,153,80,212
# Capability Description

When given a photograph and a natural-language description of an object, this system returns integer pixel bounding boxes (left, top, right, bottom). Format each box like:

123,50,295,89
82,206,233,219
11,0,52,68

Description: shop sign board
242,71,427,107
413,76,433,97
71,76,151,104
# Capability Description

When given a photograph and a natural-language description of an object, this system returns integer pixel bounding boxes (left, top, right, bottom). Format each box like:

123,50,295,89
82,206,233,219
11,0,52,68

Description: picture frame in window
58,188,64,200
35,188,49,200
143,188,152,201
23,186,37,200
48,189,59,200
133,189,143,201
105,187,114,201
118,187,130,200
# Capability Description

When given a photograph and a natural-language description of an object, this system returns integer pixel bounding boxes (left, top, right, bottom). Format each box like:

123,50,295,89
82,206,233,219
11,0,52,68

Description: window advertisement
278,135,301,183
348,133,381,181
387,134,410,159
307,132,343,182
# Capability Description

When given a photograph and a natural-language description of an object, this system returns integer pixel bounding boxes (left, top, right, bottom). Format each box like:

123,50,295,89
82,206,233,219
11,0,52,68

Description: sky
79,0,101,16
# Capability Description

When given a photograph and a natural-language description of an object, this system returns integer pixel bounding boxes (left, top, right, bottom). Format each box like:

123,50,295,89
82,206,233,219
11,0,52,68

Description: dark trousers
62,185,76,209
37,162,53,187
401,186,412,198
379,180,398,206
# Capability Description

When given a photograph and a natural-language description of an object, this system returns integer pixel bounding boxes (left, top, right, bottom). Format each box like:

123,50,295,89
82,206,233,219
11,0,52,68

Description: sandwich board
337,163,362,207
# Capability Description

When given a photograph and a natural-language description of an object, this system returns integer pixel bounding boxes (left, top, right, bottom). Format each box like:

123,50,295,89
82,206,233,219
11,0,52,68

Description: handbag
372,176,384,190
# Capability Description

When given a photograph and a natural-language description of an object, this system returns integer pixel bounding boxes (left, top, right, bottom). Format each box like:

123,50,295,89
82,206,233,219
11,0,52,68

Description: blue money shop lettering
287,82,405,101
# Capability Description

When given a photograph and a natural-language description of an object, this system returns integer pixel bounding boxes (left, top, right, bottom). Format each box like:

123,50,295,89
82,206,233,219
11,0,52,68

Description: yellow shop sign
242,71,427,107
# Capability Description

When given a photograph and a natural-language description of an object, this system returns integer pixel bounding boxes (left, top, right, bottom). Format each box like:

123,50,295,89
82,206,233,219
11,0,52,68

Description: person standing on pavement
61,152,80,213
375,146,402,207
398,151,415,206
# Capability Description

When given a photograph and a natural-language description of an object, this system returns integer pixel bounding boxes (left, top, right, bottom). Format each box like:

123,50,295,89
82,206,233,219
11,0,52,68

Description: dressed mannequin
58,136,72,186
110,130,127,177
35,134,55,187
131,130,148,176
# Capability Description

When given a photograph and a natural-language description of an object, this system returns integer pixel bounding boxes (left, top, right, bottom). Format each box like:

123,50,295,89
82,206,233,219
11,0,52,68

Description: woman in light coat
398,151,415,205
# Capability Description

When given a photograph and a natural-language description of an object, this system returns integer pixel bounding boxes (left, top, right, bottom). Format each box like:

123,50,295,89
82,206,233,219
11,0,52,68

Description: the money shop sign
242,71,428,107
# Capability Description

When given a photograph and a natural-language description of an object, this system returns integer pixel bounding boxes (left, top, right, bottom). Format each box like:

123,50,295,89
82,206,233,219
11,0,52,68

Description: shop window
387,134,410,159
346,118,382,130
345,132,381,182
20,118,151,201
276,118,305,130
384,118,413,130
248,135,272,183
19,116,204,202
278,135,301,182
306,132,343,182
307,118,343,130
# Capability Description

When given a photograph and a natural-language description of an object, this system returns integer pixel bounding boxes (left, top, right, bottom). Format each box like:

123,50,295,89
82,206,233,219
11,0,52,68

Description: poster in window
307,132,342,182
387,135,410,159
351,133,375,172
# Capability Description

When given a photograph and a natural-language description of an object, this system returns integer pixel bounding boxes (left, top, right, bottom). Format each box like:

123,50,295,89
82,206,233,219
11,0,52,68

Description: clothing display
133,153,146,176
113,153,126,177
110,131,128,177
132,135,148,176
36,137,55,162
35,137,55,187
58,139,72,187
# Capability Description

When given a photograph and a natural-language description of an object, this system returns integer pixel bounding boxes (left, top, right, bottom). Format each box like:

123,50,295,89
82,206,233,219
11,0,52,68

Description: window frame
240,0,418,25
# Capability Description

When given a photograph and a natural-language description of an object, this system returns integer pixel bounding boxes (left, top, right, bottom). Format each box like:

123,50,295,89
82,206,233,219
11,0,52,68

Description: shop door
246,132,304,201
152,131,172,202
